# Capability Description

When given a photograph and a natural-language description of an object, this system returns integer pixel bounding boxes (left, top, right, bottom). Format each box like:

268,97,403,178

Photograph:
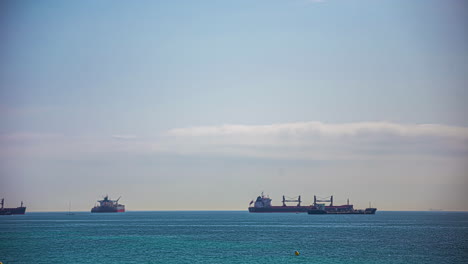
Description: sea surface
1,211,467,263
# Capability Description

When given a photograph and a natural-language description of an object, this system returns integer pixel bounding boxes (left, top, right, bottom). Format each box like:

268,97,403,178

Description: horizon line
21,210,468,213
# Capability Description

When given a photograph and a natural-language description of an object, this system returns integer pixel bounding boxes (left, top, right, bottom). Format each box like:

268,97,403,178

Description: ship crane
314,195,334,206
282,195,302,207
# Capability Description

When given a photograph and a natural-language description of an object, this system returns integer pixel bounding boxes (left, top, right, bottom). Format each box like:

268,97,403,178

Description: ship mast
315,195,333,206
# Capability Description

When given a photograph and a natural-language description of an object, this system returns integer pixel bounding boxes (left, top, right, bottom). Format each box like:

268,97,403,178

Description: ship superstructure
91,195,125,213
0,198,26,215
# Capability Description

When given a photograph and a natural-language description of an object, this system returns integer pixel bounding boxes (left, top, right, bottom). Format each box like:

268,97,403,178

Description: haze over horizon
1,0,467,212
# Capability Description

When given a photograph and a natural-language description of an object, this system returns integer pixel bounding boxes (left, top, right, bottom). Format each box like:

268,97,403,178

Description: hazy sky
1,0,467,211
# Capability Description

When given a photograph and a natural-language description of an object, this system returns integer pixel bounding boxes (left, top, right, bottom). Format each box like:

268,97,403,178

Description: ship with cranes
0,198,26,215
248,193,377,214
91,195,125,213
248,192,310,213
308,195,377,214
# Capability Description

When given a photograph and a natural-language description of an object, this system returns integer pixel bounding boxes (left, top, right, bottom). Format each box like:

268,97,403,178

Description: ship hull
307,209,327,214
308,208,377,215
248,206,310,213
365,208,377,214
0,207,26,215
91,205,125,213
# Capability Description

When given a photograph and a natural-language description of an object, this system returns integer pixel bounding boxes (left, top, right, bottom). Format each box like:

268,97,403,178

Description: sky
0,0,467,211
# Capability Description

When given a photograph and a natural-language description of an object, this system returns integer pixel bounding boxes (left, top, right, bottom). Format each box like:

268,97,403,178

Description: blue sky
1,0,467,211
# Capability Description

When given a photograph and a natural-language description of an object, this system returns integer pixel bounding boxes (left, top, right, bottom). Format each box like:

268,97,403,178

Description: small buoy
295,251,300,256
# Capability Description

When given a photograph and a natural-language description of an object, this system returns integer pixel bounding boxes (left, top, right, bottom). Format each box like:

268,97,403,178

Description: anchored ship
91,195,125,213
248,193,377,214
0,198,26,215
248,192,311,213
307,195,377,214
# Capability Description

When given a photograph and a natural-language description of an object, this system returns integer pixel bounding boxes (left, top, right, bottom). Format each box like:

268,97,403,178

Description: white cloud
112,134,138,140
165,122,468,159
0,133,152,159
0,132,64,141
167,122,468,139
1,122,467,161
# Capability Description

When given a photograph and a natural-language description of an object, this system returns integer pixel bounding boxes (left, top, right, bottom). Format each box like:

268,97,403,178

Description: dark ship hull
0,207,26,215
248,206,310,213
0,199,26,215
308,208,377,214
91,205,125,213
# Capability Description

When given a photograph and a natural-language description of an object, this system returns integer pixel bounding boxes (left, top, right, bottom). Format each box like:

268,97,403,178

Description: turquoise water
1,211,467,263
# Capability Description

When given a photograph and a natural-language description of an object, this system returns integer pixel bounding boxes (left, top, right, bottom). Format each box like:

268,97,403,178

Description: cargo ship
0,199,26,215
307,195,377,214
91,195,125,213
248,192,311,213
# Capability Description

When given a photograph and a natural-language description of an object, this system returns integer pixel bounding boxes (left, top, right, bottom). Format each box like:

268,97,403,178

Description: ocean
1,211,467,263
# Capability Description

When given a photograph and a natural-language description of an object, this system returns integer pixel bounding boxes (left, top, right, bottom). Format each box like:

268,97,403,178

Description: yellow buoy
295,251,300,256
